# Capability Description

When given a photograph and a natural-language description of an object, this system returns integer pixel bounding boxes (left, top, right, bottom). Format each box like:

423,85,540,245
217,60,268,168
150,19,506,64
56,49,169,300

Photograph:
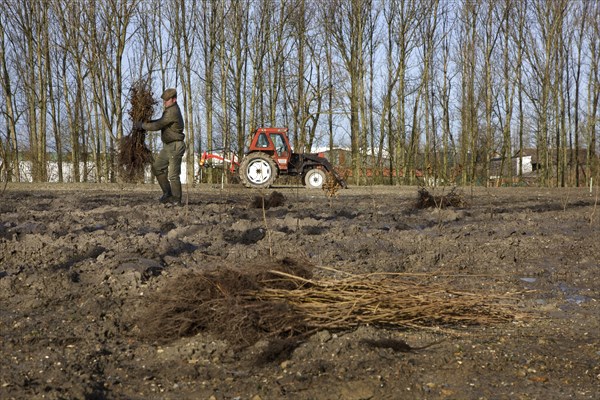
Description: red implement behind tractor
199,149,239,173
238,127,347,189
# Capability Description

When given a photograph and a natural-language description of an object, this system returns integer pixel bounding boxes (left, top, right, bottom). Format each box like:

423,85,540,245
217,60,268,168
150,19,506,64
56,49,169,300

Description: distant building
489,148,589,184
489,154,533,180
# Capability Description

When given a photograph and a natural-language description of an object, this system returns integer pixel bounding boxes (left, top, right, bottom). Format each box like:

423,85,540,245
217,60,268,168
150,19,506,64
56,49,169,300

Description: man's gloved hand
133,120,144,130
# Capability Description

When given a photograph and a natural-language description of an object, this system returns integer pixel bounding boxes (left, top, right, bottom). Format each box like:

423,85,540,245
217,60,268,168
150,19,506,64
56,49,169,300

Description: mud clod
360,338,445,352
250,191,286,209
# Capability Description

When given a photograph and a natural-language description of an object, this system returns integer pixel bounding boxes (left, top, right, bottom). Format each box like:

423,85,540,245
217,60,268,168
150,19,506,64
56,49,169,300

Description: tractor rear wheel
239,152,277,188
304,168,326,189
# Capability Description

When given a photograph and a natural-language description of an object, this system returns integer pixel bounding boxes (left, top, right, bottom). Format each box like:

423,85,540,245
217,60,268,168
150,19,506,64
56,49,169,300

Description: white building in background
489,155,533,180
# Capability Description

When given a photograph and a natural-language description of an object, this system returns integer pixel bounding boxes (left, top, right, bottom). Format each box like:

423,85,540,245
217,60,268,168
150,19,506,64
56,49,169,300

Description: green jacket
142,103,185,144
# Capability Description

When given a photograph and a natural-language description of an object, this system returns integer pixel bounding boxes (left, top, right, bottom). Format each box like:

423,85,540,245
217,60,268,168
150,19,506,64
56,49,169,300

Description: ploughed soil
1,182,599,400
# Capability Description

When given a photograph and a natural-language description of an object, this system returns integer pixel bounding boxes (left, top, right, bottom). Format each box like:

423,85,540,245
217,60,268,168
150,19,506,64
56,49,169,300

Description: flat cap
161,88,177,100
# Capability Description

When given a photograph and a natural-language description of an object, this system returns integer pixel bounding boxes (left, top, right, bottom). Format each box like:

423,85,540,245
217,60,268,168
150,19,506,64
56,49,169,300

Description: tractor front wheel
304,168,326,189
239,152,277,188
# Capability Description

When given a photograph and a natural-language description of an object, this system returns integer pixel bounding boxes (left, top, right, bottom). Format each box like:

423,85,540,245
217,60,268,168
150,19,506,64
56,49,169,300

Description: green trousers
151,140,186,182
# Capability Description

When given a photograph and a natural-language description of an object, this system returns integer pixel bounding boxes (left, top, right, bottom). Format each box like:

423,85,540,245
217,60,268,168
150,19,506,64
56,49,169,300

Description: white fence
3,153,201,184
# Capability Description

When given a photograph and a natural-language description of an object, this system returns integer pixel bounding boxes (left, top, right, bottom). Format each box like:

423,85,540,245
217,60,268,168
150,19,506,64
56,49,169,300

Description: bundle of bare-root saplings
119,81,156,182
138,258,520,363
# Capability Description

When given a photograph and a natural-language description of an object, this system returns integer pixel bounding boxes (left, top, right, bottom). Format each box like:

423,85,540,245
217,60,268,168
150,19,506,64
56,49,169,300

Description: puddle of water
525,279,591,309
520,277,537,283
565,295,587,305
557,282,590,305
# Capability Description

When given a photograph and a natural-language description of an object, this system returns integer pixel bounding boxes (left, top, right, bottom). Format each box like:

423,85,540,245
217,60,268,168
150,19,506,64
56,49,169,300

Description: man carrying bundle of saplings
134,88,185,206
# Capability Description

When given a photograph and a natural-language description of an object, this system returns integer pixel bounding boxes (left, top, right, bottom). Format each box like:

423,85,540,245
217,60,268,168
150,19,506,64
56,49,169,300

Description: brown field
1,183,599,399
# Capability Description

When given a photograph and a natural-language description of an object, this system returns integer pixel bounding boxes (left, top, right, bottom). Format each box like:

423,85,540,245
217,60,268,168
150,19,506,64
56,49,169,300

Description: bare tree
458,0,479,185
515,0,527,180
82,0,140,182
325,0,371,184
497,0,517,186
248,1,272,133
169,0,199,186
523,0,569,186
480,0,502,186
218,2,231,181
265,2,290,126
229,1,250,163
53,0,89,182
0,11,20,182
419,0,440,185
438,2,455,184
381,0,423,185
568,1,589,186
364,4,380,181
325,22,336,155
290,0,307,151
198,1,219,182
585,1,599,182
5,2,52,182
554,3,569,187
286,0,327,153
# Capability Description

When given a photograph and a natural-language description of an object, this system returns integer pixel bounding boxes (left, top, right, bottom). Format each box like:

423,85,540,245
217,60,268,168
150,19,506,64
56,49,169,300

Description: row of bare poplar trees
0,0,598,186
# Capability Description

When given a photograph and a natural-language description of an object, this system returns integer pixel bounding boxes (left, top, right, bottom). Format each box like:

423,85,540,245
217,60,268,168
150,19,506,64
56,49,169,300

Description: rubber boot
169,181,182,206
156,174,172,203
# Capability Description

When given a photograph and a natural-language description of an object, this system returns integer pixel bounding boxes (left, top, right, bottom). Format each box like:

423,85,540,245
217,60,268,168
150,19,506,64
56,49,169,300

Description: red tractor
239,127,347,189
